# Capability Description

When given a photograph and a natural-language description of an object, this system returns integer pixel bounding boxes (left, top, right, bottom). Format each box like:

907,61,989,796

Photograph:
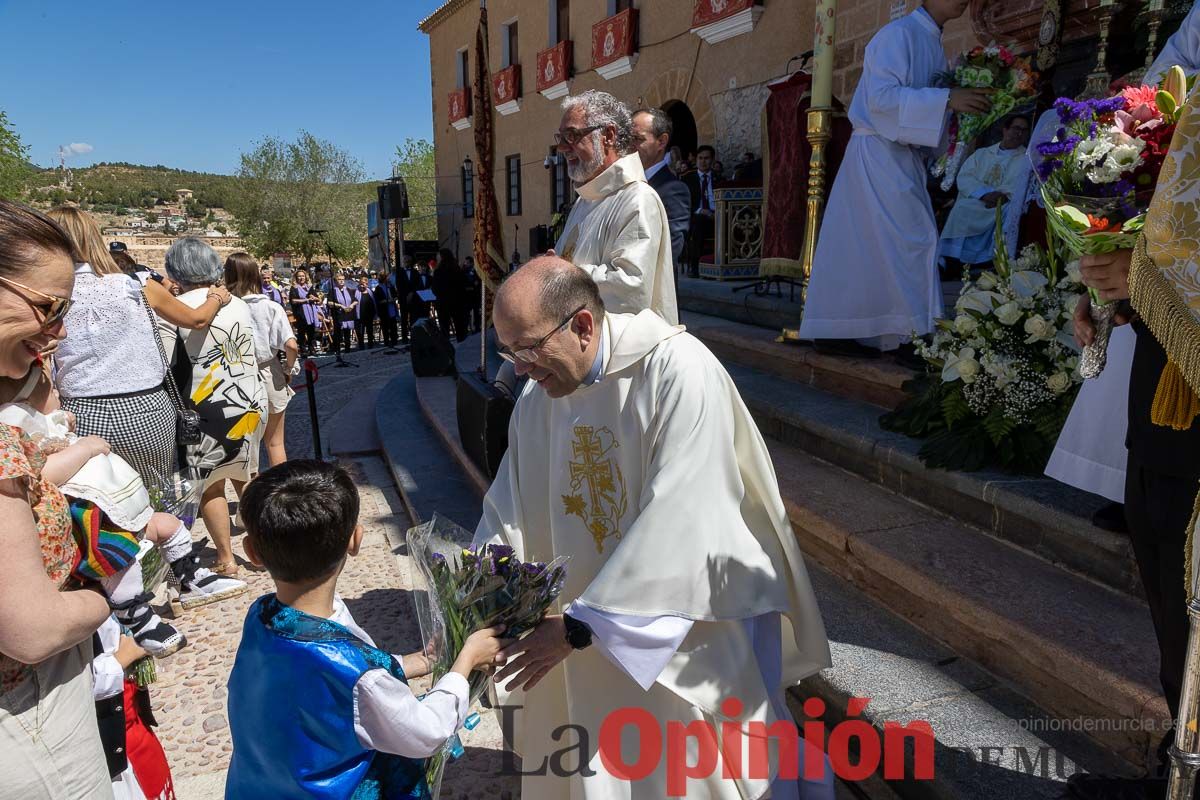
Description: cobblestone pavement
156,348,520,798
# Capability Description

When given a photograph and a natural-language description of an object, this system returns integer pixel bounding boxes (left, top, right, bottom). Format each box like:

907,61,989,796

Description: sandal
213,560,240,577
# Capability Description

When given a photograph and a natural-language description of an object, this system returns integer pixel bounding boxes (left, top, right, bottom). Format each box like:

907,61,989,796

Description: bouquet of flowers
407,515,567,796
1036,67,1192,377
882,218,1085,472
931,44,1038,191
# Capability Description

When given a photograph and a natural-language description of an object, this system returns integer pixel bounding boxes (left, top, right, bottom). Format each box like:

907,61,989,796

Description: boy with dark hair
225,460,506,799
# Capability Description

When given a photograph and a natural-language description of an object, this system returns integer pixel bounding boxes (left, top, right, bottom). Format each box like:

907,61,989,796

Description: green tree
146,211,158,223
0,111,30,200
229,131,367,264
391,138,437,241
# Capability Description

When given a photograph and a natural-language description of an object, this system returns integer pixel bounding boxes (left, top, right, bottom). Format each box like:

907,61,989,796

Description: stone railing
700,186,763,281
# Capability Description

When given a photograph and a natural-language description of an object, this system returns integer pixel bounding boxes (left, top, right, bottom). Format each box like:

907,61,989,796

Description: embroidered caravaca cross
563,425,628,553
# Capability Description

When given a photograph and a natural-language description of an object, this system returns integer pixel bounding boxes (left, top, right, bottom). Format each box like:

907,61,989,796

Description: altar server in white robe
552,90,678,325
475,258,832,799
799,0,990,353
938,115,1031,266
1044,27,1199,520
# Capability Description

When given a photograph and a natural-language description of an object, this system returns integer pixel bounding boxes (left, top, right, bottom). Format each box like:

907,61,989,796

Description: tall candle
812,0,838,108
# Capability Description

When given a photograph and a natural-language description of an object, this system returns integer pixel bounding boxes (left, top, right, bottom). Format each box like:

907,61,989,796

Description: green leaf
982,407,1016,446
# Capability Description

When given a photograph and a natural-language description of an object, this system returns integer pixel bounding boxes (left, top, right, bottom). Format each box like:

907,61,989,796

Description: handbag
139,289,203,445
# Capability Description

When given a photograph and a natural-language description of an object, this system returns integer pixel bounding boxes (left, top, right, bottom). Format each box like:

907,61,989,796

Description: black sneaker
1091,502,1129,533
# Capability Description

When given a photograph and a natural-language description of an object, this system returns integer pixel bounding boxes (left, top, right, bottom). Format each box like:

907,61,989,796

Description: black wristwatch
562,613,593,650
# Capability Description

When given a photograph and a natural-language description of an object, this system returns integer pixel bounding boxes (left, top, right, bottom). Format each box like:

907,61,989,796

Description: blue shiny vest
226,595,430,800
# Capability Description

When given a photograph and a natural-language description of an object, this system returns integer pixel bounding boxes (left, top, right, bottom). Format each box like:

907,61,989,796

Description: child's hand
77,435,111,459
455,625,509,674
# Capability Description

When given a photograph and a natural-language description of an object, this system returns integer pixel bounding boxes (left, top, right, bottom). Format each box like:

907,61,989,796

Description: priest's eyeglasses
0,276,73,330
553,126,601,147
497,304,587,364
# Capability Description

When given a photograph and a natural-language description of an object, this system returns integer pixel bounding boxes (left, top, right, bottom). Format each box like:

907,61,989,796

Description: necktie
700,174,711,212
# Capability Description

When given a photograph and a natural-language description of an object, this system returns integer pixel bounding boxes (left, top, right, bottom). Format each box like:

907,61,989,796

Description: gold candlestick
1146,0,1166,71
1083,0,1118,97
781,106,834,342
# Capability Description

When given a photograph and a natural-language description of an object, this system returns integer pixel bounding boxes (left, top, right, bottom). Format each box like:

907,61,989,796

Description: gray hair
633,108,672,144
562,90,633,154
165,237,223,287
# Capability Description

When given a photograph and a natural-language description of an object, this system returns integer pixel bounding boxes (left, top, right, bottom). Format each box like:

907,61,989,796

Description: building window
503,20,519,68
550,0,570,44
506,155,522,216
457,49,470,89
462,165,475,218
549,148,570,215
607,0,632,14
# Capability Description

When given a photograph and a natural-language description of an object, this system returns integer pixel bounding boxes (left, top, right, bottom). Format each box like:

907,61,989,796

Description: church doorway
661,99,698,160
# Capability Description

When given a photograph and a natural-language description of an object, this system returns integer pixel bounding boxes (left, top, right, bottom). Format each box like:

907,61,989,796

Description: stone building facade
417,0,1008,259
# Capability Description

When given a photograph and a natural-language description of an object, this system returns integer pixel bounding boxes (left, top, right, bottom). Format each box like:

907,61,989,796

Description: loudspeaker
456,371,514,479
378,180,410,220
529,224,552,256
410,318,456,377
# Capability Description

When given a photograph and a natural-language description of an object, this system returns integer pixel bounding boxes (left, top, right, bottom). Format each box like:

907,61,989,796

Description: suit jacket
396,268,431,316
373,281,399,319
648,167,692,268
683,170,718,216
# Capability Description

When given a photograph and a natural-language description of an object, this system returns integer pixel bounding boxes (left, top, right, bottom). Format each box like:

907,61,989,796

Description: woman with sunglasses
46,206,231,489
0,199,114,798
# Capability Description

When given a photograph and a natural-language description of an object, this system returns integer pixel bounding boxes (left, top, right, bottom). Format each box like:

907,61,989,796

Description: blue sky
0,0,447,178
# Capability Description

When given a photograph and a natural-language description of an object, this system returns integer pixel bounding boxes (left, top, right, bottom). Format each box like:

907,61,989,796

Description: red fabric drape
761,72,853,273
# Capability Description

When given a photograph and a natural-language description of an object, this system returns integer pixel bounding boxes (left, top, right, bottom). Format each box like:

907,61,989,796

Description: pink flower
1120,85,1162,120
998,47,1015,66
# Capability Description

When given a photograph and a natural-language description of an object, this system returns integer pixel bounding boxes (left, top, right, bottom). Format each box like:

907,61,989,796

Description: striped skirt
62,388,176,490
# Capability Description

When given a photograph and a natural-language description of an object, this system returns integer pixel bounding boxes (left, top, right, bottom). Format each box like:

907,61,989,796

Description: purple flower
1091,96,1126,115
487,544,515,560
1054,98,1089,124
1036,135,1081,157
1036,159,1063,182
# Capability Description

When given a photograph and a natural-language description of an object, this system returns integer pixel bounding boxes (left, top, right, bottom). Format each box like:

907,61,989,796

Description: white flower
1086,161,1123,184
984,45,1001,57
954,314,979,336
1105,141,1144,174
995,302,1023,326
975,272,999,291
1046,372,1072,395
942,348,980,384
957,289,1003,314
1075,137,1114,167
1065,259,1082,284
1024,314,1057,343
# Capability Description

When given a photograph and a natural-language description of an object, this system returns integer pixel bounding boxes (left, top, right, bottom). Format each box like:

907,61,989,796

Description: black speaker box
410,318,456,377
456,371,514,479
529,224,551,256
379,180,410,220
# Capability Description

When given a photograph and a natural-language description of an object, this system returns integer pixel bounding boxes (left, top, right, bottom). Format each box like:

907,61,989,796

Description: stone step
793,565,1127,799
771,441,1166,769
708,347,1139,599
685,313,913,410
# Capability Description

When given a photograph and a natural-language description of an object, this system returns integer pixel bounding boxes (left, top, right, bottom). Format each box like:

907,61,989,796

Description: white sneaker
127,611,187,658
178,567,249,610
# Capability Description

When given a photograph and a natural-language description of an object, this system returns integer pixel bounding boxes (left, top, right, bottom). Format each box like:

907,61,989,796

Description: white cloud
58,142,94,158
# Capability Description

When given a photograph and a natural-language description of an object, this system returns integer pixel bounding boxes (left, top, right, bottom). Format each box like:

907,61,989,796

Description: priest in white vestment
552,90,678,325
938,116,1031,266
798,0,991,353
475,258,832,799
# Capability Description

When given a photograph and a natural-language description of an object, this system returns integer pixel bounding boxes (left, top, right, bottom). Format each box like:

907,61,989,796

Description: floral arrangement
407,515,567,796
882,222,1085,472
931,44,1038,191
1036,67,1192,376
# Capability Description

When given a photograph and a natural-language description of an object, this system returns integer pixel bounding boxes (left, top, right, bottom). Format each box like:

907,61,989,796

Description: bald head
493,257,606,399
496,256,605,327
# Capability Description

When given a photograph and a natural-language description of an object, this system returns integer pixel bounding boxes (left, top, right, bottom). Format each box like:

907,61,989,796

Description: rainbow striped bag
69,499,141,581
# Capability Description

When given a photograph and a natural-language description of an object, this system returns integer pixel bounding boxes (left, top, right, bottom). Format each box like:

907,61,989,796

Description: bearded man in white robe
474,257,832,799
938,115,1031,267
551,90,678,324
798,0,991,357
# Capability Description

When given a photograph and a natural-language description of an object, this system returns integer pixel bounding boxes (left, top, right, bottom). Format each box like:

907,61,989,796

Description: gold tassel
1151,360,1200,431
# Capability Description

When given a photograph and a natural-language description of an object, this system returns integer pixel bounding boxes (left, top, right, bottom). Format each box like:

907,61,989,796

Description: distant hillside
25,162,240,214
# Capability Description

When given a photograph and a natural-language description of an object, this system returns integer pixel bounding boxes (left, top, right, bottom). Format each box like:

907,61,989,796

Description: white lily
942,347,980,384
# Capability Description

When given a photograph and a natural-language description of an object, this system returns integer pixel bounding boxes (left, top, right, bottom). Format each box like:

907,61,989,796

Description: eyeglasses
553,126,601,147
0,275,73,330
497,304,586,364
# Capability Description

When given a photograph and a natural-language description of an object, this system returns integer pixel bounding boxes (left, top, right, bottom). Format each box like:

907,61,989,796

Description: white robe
798,8,950,350
939,143,1029,264
474,310,830,799
1146,0,1200,85
556,153,679,324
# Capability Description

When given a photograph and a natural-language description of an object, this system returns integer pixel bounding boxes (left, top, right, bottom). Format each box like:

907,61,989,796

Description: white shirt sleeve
353,670,471,758
91,616,125,701
565,600,693,691
269,304,296,352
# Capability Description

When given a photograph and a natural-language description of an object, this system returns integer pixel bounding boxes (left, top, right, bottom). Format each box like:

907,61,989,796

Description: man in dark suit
394,255,430,342
631,108,691,274
683,144,718,279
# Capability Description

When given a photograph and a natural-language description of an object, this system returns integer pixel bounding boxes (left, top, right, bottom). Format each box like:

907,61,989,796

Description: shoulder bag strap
138,288,191,413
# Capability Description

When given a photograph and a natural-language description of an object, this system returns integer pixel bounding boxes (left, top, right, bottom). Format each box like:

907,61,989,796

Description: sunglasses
497,304,586,364
0,275,73,330
553,126,602,147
